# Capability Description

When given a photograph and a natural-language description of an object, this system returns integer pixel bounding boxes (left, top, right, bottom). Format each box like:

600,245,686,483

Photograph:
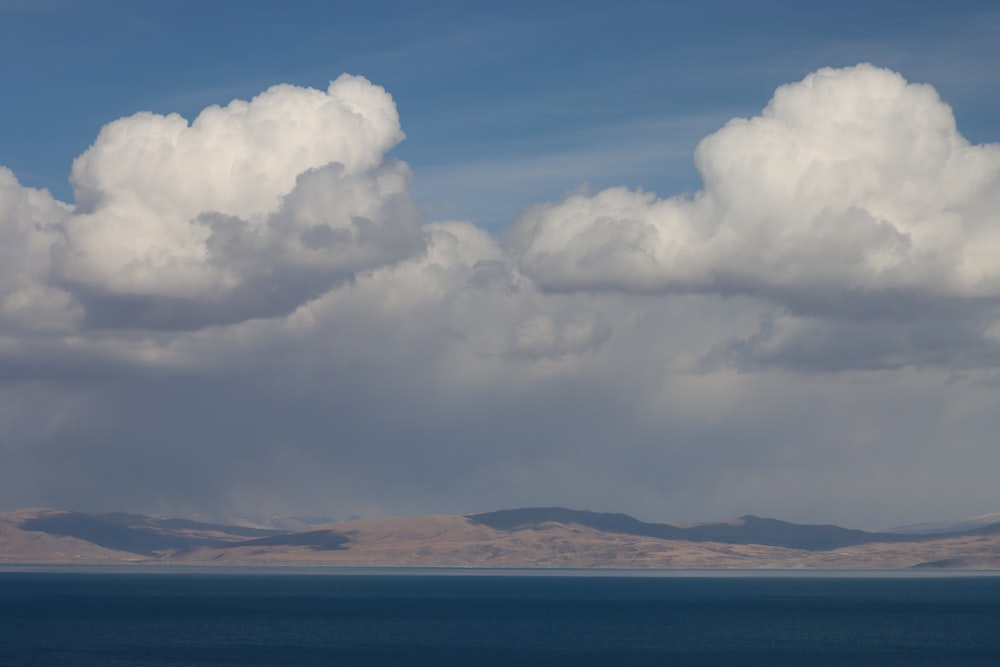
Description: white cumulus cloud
510,64,1000,307
48,74,423,328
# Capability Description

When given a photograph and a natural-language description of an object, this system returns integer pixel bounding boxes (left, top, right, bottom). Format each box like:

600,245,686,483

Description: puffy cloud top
43,75,422,327
1,64,997,347
71,74,402,220
510,64,1000,307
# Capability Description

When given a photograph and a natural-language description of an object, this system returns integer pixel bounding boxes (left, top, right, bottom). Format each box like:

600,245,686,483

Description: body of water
2,569,999,666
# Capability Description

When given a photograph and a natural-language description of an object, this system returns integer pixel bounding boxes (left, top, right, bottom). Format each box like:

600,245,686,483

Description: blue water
2,570,1000,666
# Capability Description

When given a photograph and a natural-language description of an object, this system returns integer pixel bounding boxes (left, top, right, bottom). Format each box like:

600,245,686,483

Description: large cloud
45,75,424,329
509,64,1000,371
3,66,1000,528
510,64,1000,306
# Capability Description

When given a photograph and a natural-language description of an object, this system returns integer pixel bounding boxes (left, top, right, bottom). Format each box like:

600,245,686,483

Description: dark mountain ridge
17,511,290,556
466,507,989,551
12,506,1000,559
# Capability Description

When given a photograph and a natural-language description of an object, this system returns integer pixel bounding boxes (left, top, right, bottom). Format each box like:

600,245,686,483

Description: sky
1,0,999,530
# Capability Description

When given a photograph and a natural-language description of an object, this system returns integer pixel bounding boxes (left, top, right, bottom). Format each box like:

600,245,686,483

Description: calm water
2,569,1000,666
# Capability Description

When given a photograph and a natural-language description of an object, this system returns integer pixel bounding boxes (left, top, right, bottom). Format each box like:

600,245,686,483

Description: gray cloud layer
2,65,999,529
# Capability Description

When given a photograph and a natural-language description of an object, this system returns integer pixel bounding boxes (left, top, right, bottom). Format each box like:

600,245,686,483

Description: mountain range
2,506,999,569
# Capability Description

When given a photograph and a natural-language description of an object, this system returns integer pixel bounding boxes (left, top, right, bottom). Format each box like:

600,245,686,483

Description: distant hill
467,507,909,551
890,512,1000,536
2,506,999,569
11,510,289,556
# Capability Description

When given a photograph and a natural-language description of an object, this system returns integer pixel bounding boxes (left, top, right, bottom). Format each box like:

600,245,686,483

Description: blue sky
2,1,1000,528
3,0,998,226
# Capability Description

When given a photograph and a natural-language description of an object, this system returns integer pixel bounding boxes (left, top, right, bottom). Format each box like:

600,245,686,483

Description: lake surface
2,569,1000,666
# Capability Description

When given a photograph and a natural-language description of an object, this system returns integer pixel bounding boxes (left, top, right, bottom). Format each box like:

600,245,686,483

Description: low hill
467,508,908,550
2,507,999,569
